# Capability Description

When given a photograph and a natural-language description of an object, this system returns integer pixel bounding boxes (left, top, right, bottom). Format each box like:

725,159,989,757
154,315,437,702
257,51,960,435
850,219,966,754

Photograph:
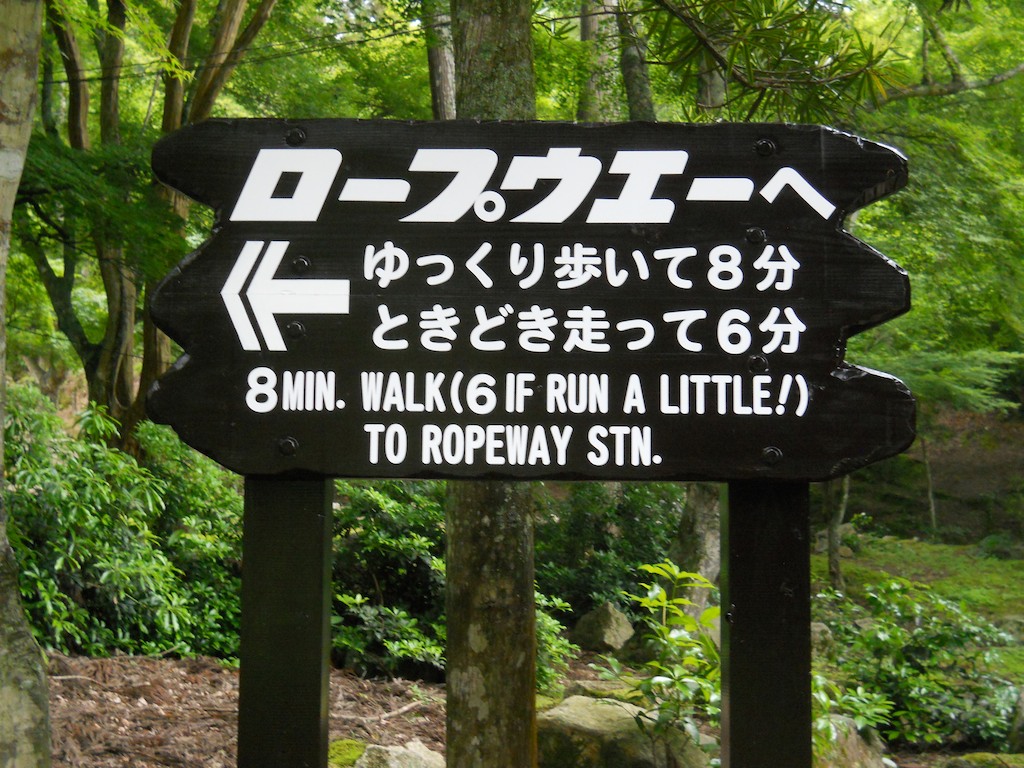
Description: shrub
135,420,244,656
814,578,1018,748
535,483,680,617
5,384,193,654
332,480,578,688
600,561,721,746
332,480,448,677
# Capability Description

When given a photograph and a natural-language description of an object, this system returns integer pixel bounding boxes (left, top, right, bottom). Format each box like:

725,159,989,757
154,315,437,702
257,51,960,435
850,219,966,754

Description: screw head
748,354,769,373
291,256,311,274
746,227,767,244
285,320,306,339
761,446,784,466
278,436,299,456
754,138,777,157
285,127,307,146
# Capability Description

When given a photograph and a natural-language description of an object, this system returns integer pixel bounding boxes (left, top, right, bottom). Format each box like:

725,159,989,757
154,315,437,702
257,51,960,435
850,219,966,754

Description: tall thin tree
446,2,538,765
0,1,51,765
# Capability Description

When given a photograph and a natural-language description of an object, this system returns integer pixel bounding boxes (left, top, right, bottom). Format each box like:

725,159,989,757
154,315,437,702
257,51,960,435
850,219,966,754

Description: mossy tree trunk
446,3,537,766
0,1,51,765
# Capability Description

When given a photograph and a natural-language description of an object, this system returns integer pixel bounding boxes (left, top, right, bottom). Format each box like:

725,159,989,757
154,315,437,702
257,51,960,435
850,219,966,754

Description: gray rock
815,715,890,768
353,740,444,768
537,695,709,768
571,603,635,653
811,621,836,658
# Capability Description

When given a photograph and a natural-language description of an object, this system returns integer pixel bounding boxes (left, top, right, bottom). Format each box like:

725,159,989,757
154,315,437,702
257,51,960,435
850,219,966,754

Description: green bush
535,483,680,617
811,674,893,756
814,578,1018,748
535,592,579,695
5,384,193,654
6,396,577,684
600,561,721,746
332,480,578,688
135,420,244,657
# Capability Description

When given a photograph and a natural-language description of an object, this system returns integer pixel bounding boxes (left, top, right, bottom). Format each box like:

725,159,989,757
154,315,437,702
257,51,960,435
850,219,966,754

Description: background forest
2,0,1024,762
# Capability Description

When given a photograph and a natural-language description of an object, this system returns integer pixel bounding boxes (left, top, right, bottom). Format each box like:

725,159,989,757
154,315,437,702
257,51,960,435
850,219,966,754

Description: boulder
564,677,638,702
811,622,836,658
815,716,889,768
537,695,709,768
571,603,635,653
353,740,444,768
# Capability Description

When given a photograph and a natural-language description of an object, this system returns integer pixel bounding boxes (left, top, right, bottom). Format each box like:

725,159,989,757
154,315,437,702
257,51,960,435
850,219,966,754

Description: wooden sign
149,119,914,480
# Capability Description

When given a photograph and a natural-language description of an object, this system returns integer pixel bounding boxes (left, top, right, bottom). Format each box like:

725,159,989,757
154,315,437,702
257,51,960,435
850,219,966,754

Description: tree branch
187,0,279,124
162,0,198,133
45,0,90,150
881,61,1024,105
916,2,964,85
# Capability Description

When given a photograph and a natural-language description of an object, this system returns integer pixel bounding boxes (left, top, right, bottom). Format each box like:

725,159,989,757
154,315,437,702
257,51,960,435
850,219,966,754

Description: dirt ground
48,654,953,767
48,654,446,767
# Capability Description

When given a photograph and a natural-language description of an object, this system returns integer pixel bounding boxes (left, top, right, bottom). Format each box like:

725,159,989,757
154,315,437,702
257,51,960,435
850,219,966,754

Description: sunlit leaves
636,0,902,121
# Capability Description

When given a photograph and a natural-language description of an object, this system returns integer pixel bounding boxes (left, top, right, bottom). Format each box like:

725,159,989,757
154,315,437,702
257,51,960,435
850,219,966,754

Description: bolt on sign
148,120,915,481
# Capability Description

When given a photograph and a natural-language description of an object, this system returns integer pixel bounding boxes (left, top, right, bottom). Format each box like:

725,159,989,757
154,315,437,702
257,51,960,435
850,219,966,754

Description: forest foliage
3,0,1024,755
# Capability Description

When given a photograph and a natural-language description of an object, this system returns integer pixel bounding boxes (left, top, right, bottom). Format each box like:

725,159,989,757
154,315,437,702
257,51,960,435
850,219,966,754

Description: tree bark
424,0,456,120
671,482,721,617
616,2,656,121
445,483,537,768
577,0,620,121
187,0,279,123
447,3,536,766
452,0,535,121
45,0,89,150
825,475,851,591
162,0,198,133
0,0,51,764
921,437,938,537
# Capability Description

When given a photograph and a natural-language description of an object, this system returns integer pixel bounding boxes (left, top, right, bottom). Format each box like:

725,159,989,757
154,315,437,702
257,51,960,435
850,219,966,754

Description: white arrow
221,240,350,351
759,167,836,219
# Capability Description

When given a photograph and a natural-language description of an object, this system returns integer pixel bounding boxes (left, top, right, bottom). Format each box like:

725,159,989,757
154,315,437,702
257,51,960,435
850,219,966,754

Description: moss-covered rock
537,695,708,768
328,739,367,767
940,754,1024,768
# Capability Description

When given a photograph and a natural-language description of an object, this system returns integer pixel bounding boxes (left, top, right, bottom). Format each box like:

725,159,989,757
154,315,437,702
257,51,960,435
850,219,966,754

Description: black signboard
149,119,914,481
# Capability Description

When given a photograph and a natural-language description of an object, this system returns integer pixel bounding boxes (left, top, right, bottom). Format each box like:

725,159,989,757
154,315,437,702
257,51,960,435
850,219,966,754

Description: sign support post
721,480,812,768
237,477,334,768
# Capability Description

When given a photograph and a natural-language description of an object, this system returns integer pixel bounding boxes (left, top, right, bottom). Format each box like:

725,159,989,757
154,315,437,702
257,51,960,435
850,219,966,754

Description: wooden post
237,477,333,768
720,481,812,768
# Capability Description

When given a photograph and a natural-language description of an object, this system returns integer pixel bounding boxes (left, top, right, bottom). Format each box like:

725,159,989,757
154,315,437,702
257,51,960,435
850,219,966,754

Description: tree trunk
697,50,727,112
452,0,536,121
616,3,656,121
447,2,536,765
921,436,938,537
41,0,279,451
0,0,51,764
825,476,850,592
577,0,620,121
162,0,197,134
695,2,729,114
45,0,88,149
187,0,278,123
671,482,721,617
445,483,537,768
424,0,456,120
